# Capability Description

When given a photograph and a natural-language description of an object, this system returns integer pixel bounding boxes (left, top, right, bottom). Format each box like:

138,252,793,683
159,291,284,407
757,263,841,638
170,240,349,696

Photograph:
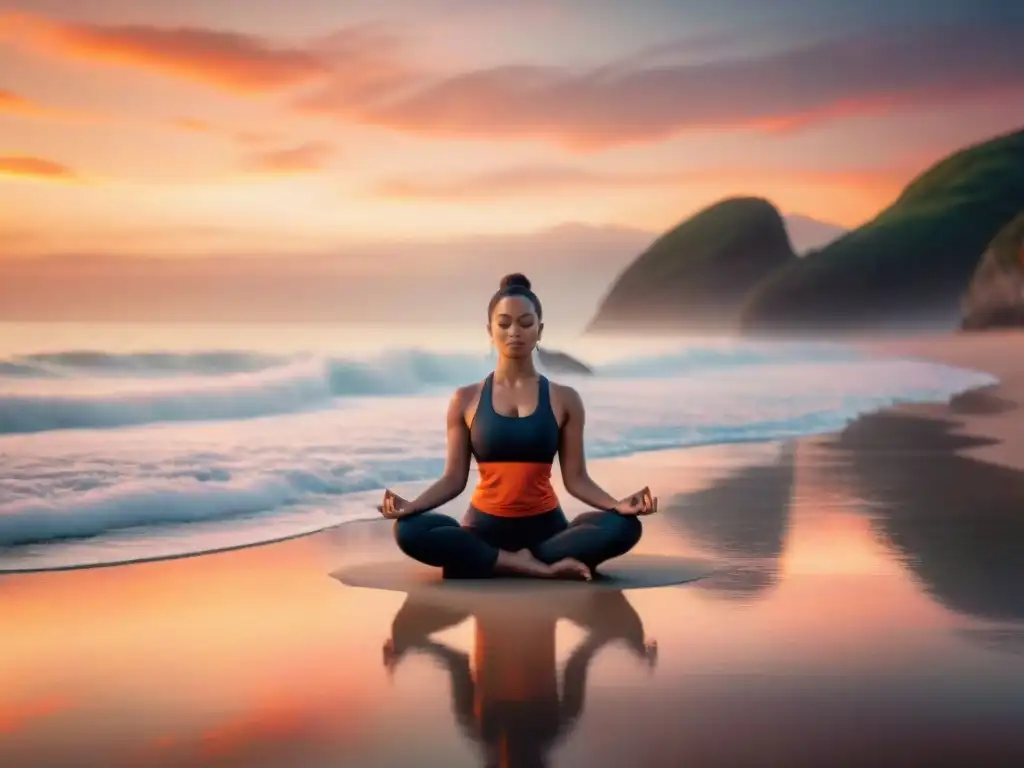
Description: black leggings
394,505,642,578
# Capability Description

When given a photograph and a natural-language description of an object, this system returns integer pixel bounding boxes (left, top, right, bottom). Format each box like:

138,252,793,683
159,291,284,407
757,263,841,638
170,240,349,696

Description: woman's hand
613,486,658,516
377,488,416,519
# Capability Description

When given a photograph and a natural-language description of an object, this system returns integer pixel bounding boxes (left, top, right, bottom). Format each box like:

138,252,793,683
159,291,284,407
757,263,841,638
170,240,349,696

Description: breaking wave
0,343,865,435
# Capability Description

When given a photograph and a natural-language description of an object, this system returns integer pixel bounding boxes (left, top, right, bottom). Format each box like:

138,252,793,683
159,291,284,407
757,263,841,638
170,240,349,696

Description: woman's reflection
382,588,655,768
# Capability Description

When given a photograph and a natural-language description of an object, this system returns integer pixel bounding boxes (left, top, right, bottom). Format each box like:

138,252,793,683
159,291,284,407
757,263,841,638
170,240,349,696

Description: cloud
372,164,908,201
0,694,73,735
240,141,334,174
374,166,675,199
292,25,430,111
0,87,93,121
4,13,1019,154
233,129,284,146
164,118,285,147
169,117,213,132
0,12,330,93
0,88,49,117
299,24,1024,149
0,156,78,181
0,85,116,126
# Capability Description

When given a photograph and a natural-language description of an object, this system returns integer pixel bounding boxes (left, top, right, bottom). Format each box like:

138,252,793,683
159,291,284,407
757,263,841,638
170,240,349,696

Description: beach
3,330,1024,767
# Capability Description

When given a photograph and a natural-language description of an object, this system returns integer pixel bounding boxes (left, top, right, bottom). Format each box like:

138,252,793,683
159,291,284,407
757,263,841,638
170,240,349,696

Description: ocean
0,321,997,573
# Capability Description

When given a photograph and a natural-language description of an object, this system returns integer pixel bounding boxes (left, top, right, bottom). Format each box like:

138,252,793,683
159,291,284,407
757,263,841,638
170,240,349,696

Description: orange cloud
0,155,78,181
298,25,426,111
169,116,212,132
4,14,1020,151
0,87,48,117
234,129,284,146
0,12,329,93
0,226,37,252
0,694,73,735
373,166,659,199
298,25,1024,149
373,164,910,202
166,118,286,147
0,86,108,124
240,141,334,174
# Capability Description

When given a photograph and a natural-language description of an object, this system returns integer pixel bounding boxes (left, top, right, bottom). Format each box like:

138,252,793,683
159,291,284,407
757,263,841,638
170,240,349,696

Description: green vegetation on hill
587,197,796,332
739,128,1024,332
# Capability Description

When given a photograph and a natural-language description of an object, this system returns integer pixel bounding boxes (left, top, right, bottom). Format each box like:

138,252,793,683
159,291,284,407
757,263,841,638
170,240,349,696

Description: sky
1,0,1023,322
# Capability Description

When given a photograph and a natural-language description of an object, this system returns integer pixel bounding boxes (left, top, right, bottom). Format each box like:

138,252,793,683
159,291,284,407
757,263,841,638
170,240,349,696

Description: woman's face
489,296,542,359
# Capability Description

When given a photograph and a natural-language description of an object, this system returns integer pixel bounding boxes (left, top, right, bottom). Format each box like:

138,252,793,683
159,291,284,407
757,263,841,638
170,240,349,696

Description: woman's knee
609,512,643,549
572,510,643,547
393,511,456,555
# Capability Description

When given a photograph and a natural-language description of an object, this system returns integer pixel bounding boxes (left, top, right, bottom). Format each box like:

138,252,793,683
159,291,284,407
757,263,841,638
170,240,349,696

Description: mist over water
0,322,997,572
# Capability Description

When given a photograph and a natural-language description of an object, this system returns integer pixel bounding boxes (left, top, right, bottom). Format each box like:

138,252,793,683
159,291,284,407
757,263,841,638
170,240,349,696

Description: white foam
0,342,998,571
0,341,861,435
0,351,494,434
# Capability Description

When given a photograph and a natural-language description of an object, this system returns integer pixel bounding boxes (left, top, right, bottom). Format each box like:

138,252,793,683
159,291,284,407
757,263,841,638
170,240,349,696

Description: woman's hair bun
499,273,531,290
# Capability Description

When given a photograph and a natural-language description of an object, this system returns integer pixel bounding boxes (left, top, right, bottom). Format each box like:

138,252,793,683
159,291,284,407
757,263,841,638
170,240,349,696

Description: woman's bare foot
549,558,592,581
493,549,592,581
494,548,553,578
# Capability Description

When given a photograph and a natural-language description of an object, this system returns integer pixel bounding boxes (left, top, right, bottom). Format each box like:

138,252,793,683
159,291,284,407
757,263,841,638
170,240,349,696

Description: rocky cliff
961,212,1024,330
586,197,797,333
739,128,1024,334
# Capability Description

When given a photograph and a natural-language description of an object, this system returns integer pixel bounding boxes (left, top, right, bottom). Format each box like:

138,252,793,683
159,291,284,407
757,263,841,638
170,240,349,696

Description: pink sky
0,0,1022,318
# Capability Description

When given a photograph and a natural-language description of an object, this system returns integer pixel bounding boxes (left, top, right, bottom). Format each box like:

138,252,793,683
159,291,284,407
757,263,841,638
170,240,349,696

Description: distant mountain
739,128,1024,334
961,211,1024,330
783,214,846,254
586,197,798,333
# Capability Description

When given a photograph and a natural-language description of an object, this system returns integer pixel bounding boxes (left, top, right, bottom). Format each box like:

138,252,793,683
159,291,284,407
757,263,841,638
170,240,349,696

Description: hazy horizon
0,213,849,326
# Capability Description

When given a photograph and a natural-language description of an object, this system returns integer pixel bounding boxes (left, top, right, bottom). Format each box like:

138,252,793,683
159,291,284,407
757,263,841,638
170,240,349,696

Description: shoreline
852,329,1023,471
1,331,1013,577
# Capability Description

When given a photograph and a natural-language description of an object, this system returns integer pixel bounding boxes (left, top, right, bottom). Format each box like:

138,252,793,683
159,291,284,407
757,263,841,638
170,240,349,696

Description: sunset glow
1,0,1022,319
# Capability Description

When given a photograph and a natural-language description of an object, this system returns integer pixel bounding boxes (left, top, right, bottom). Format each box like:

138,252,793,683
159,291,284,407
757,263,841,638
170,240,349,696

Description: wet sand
3,331,1024,767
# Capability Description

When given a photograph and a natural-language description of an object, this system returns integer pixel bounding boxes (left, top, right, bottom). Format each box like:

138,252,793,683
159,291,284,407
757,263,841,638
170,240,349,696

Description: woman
377,273,657,580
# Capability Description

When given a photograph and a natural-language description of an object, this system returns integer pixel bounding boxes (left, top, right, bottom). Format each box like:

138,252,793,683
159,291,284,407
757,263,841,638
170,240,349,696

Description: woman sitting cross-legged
376,272,658,581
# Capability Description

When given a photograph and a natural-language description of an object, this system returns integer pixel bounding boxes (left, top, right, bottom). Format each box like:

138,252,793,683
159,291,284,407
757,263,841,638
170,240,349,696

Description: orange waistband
470,461,559,518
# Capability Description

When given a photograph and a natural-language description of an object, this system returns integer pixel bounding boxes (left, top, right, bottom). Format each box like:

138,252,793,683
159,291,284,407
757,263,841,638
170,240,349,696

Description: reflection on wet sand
956,627,1024,658
8,389,1024,767
948,385,1018,416
383,588,654,768
662,442,794,601
825,411,1024,624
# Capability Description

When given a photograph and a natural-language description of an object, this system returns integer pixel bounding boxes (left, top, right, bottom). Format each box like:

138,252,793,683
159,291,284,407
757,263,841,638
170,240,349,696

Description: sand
857,330,1024,471
3,330,1024,767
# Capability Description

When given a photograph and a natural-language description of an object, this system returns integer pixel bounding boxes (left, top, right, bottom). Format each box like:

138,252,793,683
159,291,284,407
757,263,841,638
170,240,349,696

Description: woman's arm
417,640,478,737
556,386,621,510
402,386,474,515
558,632,603,728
